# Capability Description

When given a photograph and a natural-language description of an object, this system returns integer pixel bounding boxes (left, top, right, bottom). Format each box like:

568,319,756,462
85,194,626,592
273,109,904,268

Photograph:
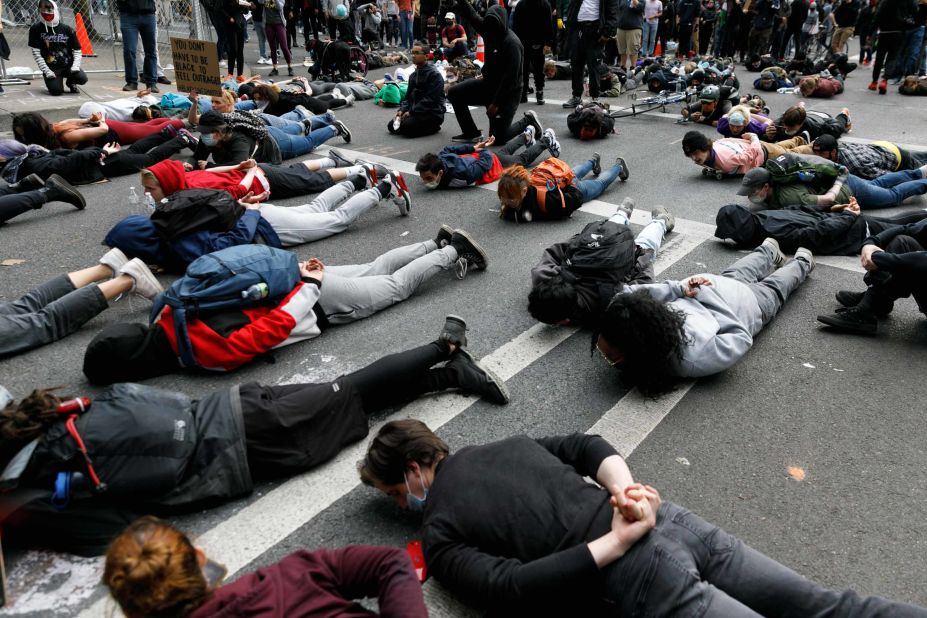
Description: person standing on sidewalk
29,0,89,96
117,0,159,91
561,0,619,107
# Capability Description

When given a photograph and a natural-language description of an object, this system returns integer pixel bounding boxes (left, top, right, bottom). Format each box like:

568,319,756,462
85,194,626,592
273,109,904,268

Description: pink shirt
711,136,766,175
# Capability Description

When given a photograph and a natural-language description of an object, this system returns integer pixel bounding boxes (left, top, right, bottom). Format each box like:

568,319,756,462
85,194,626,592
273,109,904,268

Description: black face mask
445,20,453,25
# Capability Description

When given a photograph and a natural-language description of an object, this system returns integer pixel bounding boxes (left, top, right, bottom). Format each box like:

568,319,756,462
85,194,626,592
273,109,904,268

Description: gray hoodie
621,275,762,377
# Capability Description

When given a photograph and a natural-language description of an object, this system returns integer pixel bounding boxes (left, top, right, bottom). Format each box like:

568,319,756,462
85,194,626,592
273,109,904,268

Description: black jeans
569,22,604,97
258,162,336,198
872,30,904,81
865,210,927,237
44,67,88,96
102,134,188,178
342,341,455,413
863,235,927,315
523,42,545,95
677,22,694,56
226,21,247,76
493,118,547,167
0,188,44,224
303,8,322,44
387,113,444,137
448,78,521,141
0,274,108,358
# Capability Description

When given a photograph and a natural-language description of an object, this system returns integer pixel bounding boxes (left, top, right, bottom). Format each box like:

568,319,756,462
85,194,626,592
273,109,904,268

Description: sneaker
450,229,488,279
439,314,468,347
157,75,172,85
651,206,675,233
327,148,353,167
451,133,483,143
615,156,630,181
840,107,852,131
122,82,138,91
562,95,581,108
236,74,246,83
269,68,280,76
118,258,163,300
794,246,815,272
520,93,529,103
761,237,786,267
333,119,352,143
800,130,812,145
522,124,536,147
447,348,510,404
541,128,560,157
868,80,878,91
385,171,411,216
344,93,356,106
523,110,543,137
817,306,878,334
257,57,269,64
617,197,635,220
99,247,129,275
160,124,179,139
177,128,199,148
43,174,85,210
878,79,888,94
287,67,295,76
69,84,80,94
12,173,45,192
836,289,893,317
435,224,454,248
294,104,313,121
357,160,390,186
219,59,228,68
591,152,602,176
148,85,160,93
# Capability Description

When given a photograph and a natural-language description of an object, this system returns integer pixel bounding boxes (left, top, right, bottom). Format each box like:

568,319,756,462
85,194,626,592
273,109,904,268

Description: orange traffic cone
654,41,662,57
475,35,485,63
74,12,97,57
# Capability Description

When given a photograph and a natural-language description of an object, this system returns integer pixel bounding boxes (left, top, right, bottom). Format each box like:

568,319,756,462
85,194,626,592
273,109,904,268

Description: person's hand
487,103,498,117
607,484,657,553
685,275,712,297
305,257,325,271
691,112,703,122
137,88,151,97
300,259,325,280
89,111,103,124
401,111,410,119
240,190,270,204
860,244,883,271
238,158,258,170
197,160,208,170
102,142,121,156
183,161,194,171
765,124,777,138
831,196,860,215
189,89,198,102
474,135,495,150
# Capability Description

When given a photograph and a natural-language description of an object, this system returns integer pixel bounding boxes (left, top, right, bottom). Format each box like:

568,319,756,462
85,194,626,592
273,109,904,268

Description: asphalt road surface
1,53,926,617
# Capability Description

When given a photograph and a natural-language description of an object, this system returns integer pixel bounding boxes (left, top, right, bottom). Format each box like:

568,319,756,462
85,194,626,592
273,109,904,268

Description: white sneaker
118,258,163,300
258,57,270,64
522,124,536,147
794,247,815,272
344,93,356,106
99,247,129,276
761,238,786,268
541,128,561,158
219,59,228,68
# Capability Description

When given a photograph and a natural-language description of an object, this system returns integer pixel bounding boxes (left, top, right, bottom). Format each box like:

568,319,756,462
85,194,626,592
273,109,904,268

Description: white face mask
748,190,767,205
423,179,440,190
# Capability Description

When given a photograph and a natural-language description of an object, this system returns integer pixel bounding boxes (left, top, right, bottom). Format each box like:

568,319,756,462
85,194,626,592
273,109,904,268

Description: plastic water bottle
777,86,800,94
393,116,401,131
128,186,139,209
144,192,156,212
241,282,269,300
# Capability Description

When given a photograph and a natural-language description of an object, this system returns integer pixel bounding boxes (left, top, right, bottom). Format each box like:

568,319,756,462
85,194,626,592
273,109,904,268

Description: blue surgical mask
404,472,428,513
201,134,217,147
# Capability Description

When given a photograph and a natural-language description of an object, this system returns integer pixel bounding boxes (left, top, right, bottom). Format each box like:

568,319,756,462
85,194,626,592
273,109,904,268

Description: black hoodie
715,204,869,255
454,0,524,106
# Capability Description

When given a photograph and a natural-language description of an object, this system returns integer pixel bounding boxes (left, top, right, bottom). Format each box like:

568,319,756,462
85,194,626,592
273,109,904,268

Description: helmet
334,4,348,18
699,84,720,102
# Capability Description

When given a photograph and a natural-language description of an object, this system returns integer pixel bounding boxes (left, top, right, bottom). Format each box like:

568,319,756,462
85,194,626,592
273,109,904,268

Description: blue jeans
268,125,337,158
895,26,926,78
120,12,158,86
399,10,413,48
573,159,623,203
254,20,268,58
261,111,334,133
642,21,658,56
847,169,927,209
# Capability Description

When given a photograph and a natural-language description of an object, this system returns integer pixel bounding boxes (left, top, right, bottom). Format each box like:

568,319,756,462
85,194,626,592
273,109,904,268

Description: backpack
563,220,637,304
765,152,842,186
527,158,576,218
149,189,244,241
149,245,300,369
566,102,615,140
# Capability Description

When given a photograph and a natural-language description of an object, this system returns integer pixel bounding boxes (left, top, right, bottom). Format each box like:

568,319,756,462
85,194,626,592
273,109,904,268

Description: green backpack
765,153,843,187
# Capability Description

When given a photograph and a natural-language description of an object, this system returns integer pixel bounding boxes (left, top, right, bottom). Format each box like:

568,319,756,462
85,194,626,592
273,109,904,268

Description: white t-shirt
644,0,663,22
577,0,600,23
78,95,161,120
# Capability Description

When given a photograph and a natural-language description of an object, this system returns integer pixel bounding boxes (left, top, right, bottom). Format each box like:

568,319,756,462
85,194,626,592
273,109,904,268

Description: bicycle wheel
349,46,369,77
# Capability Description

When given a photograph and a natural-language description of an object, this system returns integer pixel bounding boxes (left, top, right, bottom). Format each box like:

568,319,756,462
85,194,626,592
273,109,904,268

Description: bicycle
607,88,699,119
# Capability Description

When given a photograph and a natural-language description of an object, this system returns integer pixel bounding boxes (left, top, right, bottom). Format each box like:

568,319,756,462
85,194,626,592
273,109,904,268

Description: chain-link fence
1,0,214,77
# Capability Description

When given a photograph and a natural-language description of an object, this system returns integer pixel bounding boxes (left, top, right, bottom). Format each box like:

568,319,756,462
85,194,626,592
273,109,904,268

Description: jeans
847,169,927,209
721,244,810,326
399,10,413,48
642,20,658,55
319,241,457,323
268,125,337,159
573,159,623,203
262,110,333,132
605,502,927,617
893,26,926,79
257,180,379,245
120,12,158,86
254,19,268,58
43,67,88,96
0,274,108,358
609,211,667,256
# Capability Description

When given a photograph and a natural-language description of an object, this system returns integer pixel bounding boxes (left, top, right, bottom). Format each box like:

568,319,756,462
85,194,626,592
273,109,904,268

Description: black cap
813,134,838,152
737,167,771,196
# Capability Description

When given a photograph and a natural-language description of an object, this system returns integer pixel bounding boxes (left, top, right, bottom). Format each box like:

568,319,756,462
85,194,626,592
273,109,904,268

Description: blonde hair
799,76,818,96
725,104,754,125
139,169,160,187
104,517,209,618
211,90,237,110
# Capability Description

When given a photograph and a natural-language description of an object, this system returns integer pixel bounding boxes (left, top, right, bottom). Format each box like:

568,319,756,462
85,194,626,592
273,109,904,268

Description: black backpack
562,220,637,300
150,188,244,241
566,102,615,140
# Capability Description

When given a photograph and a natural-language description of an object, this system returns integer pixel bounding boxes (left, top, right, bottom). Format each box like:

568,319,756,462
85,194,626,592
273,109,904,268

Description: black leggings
0,188,44,224
342,341,456,413
862,235,927,314
494,130,548,168
101,134,187,178
523,42,545,94
226,21,247,76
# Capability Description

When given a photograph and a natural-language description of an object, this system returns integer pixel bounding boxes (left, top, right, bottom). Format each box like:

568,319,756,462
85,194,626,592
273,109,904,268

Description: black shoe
562,95,581,108
817,306,878,334
520,93,529,103
157,75,172,85
326,147,353,167
591,152,602,176
616,156,630,181
148,84,160,93
269,68,280,76
835,290,892,318
451,133,483,143
68,84,80,94
439,314,468,347
10,173,45,192
288,67,295,76
523,110,543,138
42,174,86,210
536,90,545,105
123,82,138,91
450,229,488,278
435,224,454,248
448,348,510,404
333,119,352,143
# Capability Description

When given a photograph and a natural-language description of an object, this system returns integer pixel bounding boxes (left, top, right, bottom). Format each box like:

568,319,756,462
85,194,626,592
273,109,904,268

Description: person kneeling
387,45,446,138
28,0,89,96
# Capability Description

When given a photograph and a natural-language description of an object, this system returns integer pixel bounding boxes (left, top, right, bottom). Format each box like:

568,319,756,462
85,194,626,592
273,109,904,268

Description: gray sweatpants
0,274,109,358
721,245,811,326
318,241,459,324
258,180,381,247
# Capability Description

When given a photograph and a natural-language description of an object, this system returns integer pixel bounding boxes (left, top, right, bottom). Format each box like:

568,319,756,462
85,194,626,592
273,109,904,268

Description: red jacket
147,159,266,200
189,546,428,618
155,280,321,371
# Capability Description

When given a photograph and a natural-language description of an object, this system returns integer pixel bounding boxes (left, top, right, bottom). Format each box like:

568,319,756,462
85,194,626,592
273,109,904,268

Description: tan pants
831,26,854,54
616,28,643,56
762,136,808,159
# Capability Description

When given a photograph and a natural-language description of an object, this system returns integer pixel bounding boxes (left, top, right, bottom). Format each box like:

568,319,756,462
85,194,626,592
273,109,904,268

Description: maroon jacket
190,546,428,618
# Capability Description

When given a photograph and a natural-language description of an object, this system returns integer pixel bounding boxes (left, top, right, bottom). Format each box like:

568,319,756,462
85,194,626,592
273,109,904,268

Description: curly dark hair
0,387,65,465
591,290,689,395
12,113,60,149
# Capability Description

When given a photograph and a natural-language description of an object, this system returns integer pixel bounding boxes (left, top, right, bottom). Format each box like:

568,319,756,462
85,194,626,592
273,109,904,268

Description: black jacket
422,434,619,616
400,61,447,118
117,0,156,13
676,0,701,24
190,130,282,167
566,0,620,32
454,0,524,106
2,149,106,184
512,0,555,45
715,204,872,255
866,219,927,275
770,109,845,142
874,0,917,31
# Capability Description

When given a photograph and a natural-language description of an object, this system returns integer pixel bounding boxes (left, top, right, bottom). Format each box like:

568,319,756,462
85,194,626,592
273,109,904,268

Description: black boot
447,348,510,404
9,173,45,192
536,89,545,105
41,174,86,210
817,306,879,334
